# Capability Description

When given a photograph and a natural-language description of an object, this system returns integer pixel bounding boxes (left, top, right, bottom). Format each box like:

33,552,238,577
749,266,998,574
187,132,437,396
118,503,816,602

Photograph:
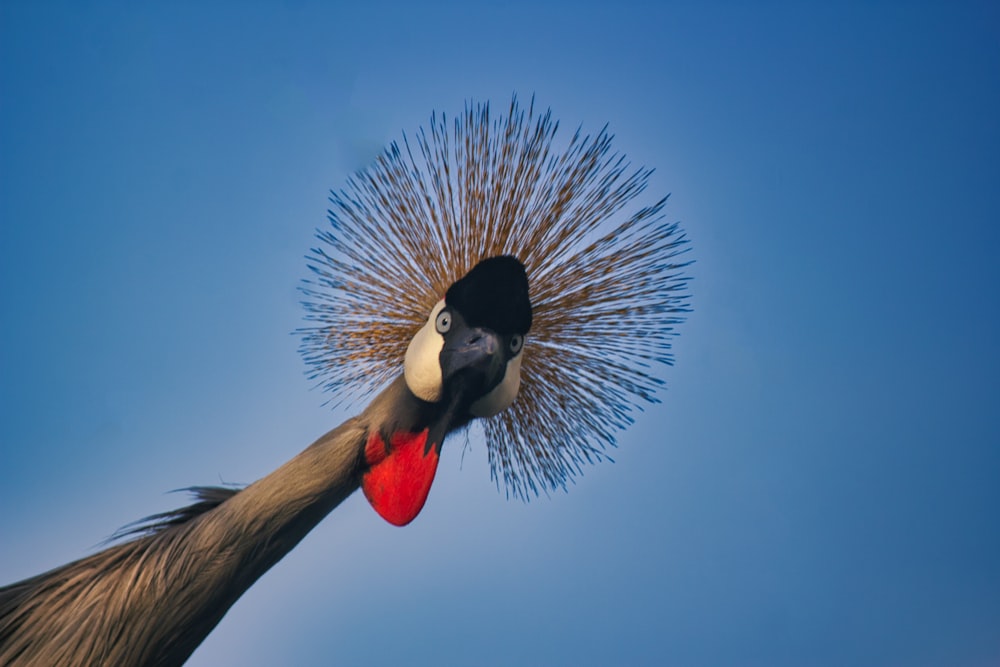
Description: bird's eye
509,334,524,355
435,310,452,334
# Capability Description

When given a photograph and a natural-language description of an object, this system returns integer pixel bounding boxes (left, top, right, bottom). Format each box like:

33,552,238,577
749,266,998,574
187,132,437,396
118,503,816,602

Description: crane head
404,255,532,418
362,256,533,526
302,95,691,510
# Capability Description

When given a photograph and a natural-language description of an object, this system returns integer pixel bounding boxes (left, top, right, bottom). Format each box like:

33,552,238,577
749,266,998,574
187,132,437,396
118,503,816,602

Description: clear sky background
1,2,998,666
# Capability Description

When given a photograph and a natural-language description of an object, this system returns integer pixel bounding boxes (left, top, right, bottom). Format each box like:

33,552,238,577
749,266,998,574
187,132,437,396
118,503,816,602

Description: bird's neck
206,376,460,579
0,376,473,667
127,376,466,664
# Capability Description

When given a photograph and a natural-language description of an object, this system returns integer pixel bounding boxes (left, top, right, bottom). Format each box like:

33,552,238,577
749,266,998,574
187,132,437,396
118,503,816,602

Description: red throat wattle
362,429,440,526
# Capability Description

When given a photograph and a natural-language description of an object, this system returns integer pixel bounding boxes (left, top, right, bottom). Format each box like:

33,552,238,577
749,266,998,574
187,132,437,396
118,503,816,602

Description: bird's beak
439,326,505,397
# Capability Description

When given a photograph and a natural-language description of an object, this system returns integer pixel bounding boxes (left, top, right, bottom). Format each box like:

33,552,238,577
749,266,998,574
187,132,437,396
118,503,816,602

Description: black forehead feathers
445,255,533,335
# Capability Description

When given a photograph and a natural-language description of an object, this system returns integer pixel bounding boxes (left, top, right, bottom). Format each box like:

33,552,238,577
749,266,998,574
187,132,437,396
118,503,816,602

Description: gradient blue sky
2,2,998,666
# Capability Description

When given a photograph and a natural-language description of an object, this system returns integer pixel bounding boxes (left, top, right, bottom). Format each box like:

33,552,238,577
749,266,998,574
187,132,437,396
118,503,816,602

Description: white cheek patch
404,300,446,402
470,352,523,418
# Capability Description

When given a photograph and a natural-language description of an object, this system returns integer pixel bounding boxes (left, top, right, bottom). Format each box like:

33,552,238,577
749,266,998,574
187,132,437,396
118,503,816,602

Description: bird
0,95,691,666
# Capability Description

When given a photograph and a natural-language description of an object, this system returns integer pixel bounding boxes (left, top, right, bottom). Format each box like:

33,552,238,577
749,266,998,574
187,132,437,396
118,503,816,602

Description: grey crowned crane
0,96,691,666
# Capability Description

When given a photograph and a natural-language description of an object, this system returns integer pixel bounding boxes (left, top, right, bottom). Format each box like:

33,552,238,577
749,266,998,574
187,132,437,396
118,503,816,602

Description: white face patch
470,352,523,418
404,300,446,402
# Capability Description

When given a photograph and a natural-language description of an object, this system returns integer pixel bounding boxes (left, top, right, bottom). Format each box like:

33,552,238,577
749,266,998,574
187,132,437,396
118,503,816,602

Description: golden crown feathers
299,95,691,500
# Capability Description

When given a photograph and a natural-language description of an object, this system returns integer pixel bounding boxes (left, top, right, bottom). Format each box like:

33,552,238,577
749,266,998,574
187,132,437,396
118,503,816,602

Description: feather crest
299,95,691,500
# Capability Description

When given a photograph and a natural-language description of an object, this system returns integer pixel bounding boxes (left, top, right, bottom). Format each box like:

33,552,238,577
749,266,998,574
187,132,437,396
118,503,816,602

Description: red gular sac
361,429,440,526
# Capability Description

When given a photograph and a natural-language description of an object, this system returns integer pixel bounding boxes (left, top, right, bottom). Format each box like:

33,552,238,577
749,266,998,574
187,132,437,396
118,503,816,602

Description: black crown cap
445,255,533,335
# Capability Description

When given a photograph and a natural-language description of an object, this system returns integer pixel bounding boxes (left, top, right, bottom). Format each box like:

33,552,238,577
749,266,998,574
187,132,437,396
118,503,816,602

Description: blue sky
1,2,998,666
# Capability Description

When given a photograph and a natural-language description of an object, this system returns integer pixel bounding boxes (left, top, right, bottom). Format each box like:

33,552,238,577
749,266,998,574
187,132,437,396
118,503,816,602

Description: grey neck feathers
0,375,464,667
